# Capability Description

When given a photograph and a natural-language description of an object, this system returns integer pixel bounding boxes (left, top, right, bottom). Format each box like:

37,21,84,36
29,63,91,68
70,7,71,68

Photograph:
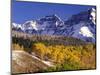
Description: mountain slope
62,8,96,42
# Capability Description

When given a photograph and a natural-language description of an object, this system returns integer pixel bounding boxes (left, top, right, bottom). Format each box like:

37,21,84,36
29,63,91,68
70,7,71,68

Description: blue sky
12,0,95,24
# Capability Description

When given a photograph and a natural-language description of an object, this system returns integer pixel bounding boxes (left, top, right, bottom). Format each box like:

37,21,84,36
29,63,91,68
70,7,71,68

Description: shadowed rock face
12,51,50,74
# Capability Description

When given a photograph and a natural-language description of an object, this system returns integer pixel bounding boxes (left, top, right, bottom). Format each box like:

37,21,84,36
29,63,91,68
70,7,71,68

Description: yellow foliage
12,44,24,50
32,42,96,69
34,43,47,59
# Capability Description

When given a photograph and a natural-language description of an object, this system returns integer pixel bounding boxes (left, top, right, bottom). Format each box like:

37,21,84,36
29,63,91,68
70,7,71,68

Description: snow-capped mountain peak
12,23,23,30
12,8,96,43
23,20,38,30
90,8,96,24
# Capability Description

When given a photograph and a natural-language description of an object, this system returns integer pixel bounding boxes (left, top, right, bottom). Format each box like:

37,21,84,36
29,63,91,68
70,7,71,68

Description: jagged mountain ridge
12,8,96,43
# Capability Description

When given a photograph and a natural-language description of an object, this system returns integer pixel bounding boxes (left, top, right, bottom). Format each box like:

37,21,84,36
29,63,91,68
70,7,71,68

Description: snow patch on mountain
79,26,94,38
